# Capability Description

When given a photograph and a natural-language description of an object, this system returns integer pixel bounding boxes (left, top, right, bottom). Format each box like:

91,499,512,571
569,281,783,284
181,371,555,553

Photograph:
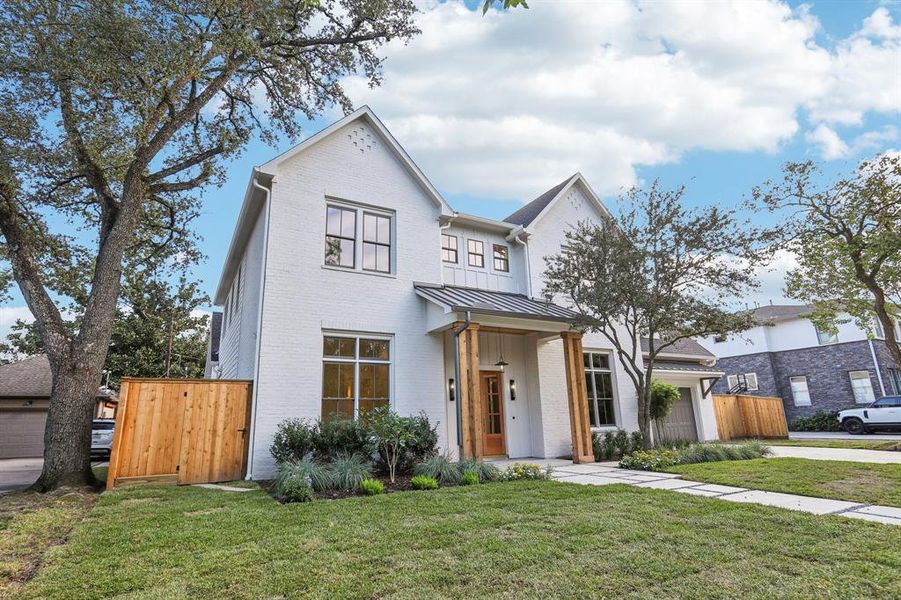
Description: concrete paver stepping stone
691,484,747,495
719,490,862,515
556,474,631,486
673,487,723,497
851,505,901,519
635,479,702,490
554,464,616,475
844,511,901,525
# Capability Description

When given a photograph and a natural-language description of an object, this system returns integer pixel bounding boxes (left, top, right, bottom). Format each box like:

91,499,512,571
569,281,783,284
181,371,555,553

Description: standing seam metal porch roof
414,283,578,323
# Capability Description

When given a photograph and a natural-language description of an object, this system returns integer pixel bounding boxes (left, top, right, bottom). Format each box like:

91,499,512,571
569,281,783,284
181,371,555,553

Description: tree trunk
636,386,653,450
32,359,103,491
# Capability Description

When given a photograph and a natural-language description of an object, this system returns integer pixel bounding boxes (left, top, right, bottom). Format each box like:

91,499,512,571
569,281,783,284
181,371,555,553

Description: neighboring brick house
700,305,901,425
208,107,722,479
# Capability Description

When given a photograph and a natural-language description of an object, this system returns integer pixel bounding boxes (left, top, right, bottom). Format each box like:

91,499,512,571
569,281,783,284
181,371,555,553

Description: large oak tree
0,0,418,490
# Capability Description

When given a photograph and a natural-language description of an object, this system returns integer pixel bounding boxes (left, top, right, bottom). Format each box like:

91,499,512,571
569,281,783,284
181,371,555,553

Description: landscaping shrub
366,407,415,483
273,462,315,502
619,441,771,471
314,418,375,461
410,475,439,490
329,453,372,491
790,410,842,432
619,449,680,471
415,454,461,485
270,418,318,463
592,429,644,461
277,457,333,491
457,458,502,482
502,463,552,481
460,471,480,486
360,478,384,496
374,411,438,475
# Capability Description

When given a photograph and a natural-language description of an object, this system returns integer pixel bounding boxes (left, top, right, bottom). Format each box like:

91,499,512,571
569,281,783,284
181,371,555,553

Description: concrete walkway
790,431,901,441
766,445,901,464
491,459,901,526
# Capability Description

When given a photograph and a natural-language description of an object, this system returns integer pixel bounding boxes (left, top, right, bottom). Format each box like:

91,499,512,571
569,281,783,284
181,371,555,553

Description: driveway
767,446,901,464
0,458,42,494
0,458,109,494
790,431,901,441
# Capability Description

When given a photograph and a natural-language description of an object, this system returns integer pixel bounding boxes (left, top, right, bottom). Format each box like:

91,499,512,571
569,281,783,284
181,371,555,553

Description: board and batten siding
249,120,447,478
440,223,527,294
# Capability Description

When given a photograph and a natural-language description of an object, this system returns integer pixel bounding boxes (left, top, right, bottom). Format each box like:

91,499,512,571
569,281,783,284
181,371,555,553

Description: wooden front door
480,372,506,456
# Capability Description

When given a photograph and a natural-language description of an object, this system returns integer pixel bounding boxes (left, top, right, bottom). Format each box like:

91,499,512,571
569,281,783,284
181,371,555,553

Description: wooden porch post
456,323,482,459
561,331,594,463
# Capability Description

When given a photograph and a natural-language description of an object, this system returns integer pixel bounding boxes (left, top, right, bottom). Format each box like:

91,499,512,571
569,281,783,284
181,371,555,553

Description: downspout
512,232,532,298
452,311,472,452
246,171,272,479
869,339,887,396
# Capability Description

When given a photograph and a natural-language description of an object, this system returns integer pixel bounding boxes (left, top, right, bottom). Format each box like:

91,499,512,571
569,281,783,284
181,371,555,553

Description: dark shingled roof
0,355,113,399
746,304,812,324
209,312,223,362
640,337,715,358
504,175,575,227
414,283,578,322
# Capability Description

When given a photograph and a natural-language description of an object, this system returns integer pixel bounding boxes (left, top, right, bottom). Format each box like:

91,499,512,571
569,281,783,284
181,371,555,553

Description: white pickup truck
838,396,901,434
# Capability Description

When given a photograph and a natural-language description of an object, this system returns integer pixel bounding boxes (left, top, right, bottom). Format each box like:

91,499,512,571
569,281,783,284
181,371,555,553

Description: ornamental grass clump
620,441,771,471
410,475,439,490
457,458,502,482
328,453,372,491
274,462,315,503
415,454,461,485
360,478,385,496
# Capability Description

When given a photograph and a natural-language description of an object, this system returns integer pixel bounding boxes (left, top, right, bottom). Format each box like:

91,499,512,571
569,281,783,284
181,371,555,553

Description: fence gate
106,378,253,490
712,394,788,441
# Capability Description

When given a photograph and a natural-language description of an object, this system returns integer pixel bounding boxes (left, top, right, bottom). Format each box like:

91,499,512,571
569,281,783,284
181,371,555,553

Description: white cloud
341,0,899,202
0,305,34,351
806,124,849,159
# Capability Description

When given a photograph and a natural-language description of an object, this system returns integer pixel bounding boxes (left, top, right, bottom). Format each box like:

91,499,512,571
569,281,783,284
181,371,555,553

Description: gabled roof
258,106,452,214
746,304,813,325
504,173,611,228
414,283,578,323
640,337,715,359
0,355,113,399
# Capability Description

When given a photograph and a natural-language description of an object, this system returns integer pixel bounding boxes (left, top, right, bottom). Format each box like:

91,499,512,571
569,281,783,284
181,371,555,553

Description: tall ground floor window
849,370,875,404
584,351,616,427
322,333,391,421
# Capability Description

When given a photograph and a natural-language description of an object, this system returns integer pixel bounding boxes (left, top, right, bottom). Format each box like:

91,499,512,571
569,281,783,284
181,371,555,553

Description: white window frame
321,332,394,421
849,370,876,405
324,199,395,276
467,238,485,268
441,233,458,264
873,317,885,339
492,244,509,273
745,373,759,391
583,350,618,428
726,375,738,390
790,375,811,407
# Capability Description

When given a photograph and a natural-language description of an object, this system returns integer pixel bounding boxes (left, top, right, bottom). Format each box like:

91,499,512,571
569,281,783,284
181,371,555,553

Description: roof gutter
246,171,272,479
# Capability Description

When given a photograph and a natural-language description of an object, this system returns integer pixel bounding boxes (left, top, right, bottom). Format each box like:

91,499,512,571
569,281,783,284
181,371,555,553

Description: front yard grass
668,457,901,507
16,480,901,599
753,438,901,451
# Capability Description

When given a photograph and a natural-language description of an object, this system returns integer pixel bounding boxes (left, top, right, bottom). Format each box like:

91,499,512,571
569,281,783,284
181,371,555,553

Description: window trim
583,350,618,428
726,375,738,390
441,233,458,264
848,370,876,405
789,375,811,407
492,244,510,272
467,239,485,268
362,211,392,274
324,199,395,275
321,332,393,421
745,372,759,391
324,204,357,270
814,325,838,345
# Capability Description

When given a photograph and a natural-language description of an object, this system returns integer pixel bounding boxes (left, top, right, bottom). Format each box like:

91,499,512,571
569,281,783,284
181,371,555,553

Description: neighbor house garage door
0,409,47,458
654,387,698,443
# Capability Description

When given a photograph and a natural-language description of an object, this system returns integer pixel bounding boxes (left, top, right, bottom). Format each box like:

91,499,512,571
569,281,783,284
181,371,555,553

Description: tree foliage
649,380,680,421
0,0,419,490
754,155,901,367
544,181,776,446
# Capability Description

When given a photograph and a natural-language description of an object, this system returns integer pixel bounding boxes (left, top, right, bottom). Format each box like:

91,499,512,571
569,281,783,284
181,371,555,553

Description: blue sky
2,0,899,333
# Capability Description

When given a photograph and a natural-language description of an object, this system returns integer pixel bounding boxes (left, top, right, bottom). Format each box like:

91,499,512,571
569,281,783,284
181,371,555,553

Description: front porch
415,283,595,464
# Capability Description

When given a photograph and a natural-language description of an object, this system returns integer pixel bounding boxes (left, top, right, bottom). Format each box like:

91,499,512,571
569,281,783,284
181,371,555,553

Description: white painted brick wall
249,121,447,478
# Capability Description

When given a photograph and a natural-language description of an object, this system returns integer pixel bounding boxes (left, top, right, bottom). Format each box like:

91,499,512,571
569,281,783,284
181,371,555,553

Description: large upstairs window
324,202,394,274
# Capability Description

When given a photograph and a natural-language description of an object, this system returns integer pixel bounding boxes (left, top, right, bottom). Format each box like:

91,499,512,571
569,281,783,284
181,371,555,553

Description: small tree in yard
544,181,776,448
366,406,413,484
754,156,901,368
0,1,419,491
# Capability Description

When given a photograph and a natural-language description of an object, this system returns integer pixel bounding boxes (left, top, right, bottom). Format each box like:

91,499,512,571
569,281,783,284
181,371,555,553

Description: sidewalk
547,462,901,526
766,445,901,464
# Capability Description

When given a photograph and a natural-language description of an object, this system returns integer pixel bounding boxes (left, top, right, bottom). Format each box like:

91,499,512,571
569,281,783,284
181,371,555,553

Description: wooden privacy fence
712,394,788,441
106,378,253,490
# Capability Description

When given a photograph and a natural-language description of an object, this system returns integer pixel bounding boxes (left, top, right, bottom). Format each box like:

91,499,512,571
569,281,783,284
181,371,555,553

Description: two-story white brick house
212,107,721,479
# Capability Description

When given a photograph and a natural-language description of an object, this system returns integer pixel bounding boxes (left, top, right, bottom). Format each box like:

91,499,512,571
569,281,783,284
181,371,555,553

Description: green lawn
753,438,901,451
669,458,901,507
15,481,901,599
